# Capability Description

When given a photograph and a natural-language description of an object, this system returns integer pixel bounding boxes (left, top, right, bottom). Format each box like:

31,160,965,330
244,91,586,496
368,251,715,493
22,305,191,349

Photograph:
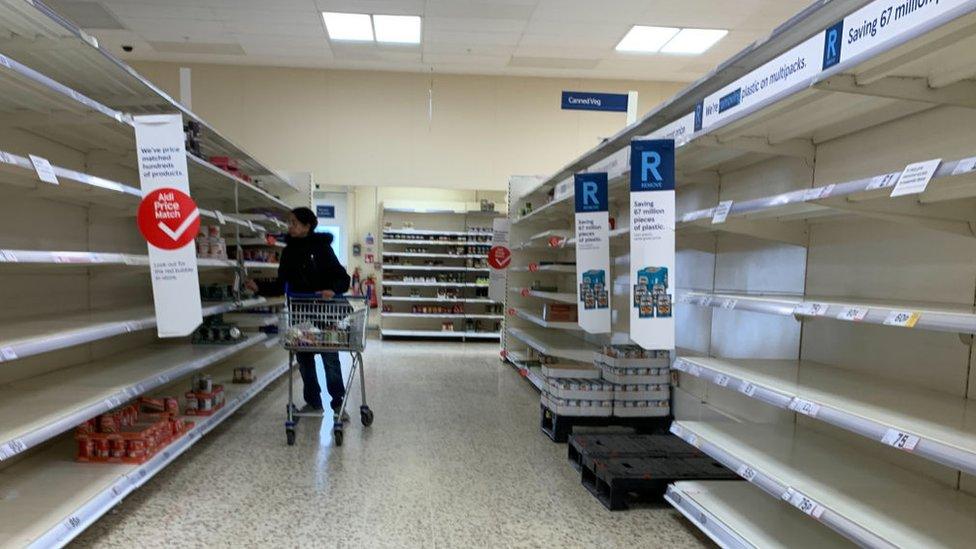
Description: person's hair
291,207,318,231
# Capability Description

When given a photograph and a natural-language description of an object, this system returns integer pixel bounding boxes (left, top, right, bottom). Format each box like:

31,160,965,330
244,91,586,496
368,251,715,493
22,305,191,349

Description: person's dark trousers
295,352,346,412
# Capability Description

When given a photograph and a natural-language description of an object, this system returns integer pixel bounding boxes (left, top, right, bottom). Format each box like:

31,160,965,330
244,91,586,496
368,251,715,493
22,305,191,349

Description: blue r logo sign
641,151,662,183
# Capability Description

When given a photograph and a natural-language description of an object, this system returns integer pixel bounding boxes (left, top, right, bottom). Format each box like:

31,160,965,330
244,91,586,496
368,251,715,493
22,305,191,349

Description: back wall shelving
380,203,504,341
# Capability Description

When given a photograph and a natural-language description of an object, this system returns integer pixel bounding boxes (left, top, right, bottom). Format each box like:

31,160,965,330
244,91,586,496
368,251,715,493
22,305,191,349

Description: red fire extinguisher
364,275,378,308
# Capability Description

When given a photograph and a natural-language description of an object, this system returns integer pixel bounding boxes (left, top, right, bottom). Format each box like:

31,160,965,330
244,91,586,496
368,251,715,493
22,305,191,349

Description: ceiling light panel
373,15,422,44
322,12,374,41
615,26,678,53
660,28,728,54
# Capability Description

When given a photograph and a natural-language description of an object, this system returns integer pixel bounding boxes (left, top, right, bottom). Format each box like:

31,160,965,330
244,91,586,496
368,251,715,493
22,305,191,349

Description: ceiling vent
508,56,600,70
149,41,246,55
44,1,126,30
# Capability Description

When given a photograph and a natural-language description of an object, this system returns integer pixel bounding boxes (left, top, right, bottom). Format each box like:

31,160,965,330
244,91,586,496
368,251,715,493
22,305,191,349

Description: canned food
95,438,110,458
77,436,94,460
110,436,125,458
98,414,117,433
164,397,179,415
128,438,146,459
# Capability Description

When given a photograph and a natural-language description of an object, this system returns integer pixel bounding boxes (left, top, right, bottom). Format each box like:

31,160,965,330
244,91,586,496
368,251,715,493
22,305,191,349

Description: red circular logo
507,307,516,316
528,262,539,272
548,236,564,248
487,246,511,270
520,288,530,297
137,188,201,250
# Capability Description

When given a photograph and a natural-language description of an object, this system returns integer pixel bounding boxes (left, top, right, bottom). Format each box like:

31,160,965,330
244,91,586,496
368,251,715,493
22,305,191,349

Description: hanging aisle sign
134,114,203,337
488,217,511,304
574,173,611,334
629,140,675,350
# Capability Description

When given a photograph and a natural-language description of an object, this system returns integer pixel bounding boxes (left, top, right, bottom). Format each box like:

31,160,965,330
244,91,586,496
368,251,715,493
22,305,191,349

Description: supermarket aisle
74,338,704,548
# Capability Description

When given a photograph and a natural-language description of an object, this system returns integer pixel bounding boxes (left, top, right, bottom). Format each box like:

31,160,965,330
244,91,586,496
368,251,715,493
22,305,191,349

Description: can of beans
95,438,110,458
109,436,125,458
77,436,94,460
98,413,117,434
128,438,146,460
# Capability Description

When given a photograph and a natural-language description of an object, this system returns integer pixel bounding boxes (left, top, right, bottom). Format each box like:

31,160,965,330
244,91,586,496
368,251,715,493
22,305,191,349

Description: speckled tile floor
73,338,708,548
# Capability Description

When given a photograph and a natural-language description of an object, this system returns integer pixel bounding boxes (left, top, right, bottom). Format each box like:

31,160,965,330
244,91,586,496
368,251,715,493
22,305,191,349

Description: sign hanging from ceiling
561,91,629,112
628,139,675,351
134,114,203,338
574,172,611,334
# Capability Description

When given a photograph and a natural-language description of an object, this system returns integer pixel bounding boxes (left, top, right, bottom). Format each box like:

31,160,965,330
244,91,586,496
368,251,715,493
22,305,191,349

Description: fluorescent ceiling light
615,26,678,53
374,15,421,44
660,28,728,54
322,12,373,41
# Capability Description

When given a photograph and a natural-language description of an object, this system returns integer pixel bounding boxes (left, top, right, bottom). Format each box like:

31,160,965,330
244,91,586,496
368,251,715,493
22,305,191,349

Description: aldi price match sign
134,114,203,337
629,140,675,350
574,173,611,333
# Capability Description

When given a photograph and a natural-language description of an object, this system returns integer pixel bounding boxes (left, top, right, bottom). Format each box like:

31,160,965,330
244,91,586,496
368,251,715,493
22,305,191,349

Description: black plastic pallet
539,404,670,443
580,454,739,510
567,433,704,471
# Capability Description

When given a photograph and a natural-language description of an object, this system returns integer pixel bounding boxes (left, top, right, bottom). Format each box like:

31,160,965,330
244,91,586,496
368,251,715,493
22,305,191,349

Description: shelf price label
881,428,920,452
883,310,920,328
721,298,737,310
736,464,757,481
836,306,869,322
788,397,820,417
700,296,713,307
711,200,733,224
672,358,688,372
866,172,899,191
891,158,941,197
714,374,730,387
29,154,59,185
793,302,828,316
739,381,757,397
952,157,976,176
783,488,826,519
803,184,835,201
0,347,17,361
688,364,702,377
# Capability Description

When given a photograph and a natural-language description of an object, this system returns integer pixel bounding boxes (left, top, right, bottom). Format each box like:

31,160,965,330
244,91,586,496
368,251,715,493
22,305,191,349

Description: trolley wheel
360,407,374,427
333,428,344,447
286,428,296,446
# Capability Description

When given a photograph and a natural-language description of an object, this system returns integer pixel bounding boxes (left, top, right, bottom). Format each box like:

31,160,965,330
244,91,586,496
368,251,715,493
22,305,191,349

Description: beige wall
132,62,683,191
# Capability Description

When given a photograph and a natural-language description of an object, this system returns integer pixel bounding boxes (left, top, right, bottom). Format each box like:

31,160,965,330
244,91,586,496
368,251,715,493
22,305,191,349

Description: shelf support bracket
815,74,976,108
697,135,815,161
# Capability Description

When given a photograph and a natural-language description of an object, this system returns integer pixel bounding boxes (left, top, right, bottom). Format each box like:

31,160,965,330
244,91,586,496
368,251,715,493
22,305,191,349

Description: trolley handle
284,283,342,300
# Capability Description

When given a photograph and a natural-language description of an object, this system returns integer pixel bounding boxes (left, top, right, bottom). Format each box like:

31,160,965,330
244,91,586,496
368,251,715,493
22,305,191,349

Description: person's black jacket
258,233,350,296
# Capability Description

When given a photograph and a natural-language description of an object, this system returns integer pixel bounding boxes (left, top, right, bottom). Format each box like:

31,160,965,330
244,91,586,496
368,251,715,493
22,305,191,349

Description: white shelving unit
379,204,503,341
500,0,976,544
671,421,976,547
0,2,297,542
665,481,852,549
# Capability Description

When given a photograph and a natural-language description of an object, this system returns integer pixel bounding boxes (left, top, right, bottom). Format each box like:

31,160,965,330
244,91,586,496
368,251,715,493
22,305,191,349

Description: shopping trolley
279,292,372,447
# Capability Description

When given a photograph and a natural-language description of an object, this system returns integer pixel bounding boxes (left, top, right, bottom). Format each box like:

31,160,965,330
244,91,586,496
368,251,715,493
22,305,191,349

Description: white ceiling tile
531,0,647,23
98,3,222,21
424,17,527,34
423,42,516,57
215,9,320,25
224,20,325,37
314,0,425,15
423,53,510,68
426,30,522,47
425,1,537,20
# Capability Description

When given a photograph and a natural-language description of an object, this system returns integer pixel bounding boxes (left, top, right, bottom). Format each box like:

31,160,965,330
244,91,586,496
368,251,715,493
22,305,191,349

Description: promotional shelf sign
488,217,511,304
629,140,675,350
134,114,203,337
574,173,611,334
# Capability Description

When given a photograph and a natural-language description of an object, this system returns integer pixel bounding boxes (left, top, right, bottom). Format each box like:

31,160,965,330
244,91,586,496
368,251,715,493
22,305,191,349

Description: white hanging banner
134,114,203,337
629,140,675,350
487,217,511,304
574,173,611,334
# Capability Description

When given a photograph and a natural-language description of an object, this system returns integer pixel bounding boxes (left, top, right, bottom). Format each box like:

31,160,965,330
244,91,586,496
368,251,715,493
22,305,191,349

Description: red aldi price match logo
487,245,511,270
137,188,200,250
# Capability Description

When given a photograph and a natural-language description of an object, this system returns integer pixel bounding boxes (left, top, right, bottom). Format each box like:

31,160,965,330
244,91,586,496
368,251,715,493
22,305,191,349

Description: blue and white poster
574,173,611,334
629,140,675,350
